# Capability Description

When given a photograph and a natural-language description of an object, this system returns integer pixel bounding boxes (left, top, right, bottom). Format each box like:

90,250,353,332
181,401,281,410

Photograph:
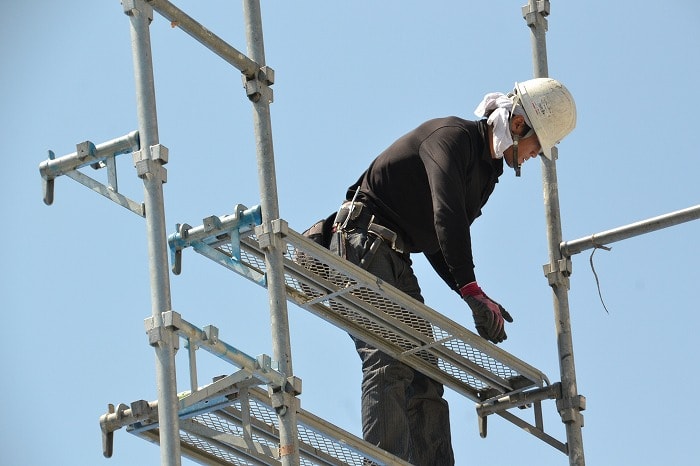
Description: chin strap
512,134,522,177
508,94,528,178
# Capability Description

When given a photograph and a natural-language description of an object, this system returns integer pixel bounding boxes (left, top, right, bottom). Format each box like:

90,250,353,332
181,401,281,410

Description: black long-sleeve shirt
346,117,503,290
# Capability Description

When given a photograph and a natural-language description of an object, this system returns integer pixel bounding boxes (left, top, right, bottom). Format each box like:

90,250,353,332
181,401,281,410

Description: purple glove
459,282,513,344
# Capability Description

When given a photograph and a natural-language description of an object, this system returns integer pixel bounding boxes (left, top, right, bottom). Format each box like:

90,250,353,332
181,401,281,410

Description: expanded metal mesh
180,426,257,466
152,388,391,466
212,229,547,399
280,239,509,393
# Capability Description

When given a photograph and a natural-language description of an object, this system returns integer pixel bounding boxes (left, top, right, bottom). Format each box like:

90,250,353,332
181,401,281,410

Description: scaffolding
38,1,700,466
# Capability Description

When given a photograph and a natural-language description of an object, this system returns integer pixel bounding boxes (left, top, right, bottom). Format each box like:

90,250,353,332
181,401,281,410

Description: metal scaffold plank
130,386,411,466
101,313,411,466
168,206,553,406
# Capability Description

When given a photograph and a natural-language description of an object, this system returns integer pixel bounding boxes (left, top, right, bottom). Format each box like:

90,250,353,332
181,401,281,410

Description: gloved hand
459,282,513,344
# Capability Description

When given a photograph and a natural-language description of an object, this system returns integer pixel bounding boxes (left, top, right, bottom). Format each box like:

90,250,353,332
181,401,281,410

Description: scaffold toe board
168,205,551,403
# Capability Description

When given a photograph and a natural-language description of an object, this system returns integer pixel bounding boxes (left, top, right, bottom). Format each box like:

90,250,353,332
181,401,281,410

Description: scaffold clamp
557,394,586,424
255,218,288,251
522,0,550,27
145,311,181,349
132,144,168,183
122,0,153,22
543,257,572,288
243,66,275,103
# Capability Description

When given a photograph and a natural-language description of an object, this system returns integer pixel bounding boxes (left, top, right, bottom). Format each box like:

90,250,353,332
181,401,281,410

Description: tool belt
334,201,405,254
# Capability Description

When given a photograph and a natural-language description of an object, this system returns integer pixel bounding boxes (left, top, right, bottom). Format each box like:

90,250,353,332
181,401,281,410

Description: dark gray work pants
331,228,455,466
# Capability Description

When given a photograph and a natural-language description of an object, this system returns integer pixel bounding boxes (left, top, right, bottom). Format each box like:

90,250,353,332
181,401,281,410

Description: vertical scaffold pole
242,1,300,464
522,1,586,464
124,1,181,465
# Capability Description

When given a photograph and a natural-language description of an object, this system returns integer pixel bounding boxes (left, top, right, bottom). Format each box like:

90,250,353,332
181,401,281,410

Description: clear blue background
2,1,699,465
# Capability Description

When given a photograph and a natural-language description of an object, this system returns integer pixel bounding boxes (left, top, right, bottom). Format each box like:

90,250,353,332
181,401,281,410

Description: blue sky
2,1,699,465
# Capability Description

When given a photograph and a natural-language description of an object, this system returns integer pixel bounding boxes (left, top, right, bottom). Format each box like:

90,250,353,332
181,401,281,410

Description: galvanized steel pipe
243,0,300,464
39,131,139,180
168,205,262,249
147,0,259,77
164,312,287,389
524,0,586,463
561,204,700,257
125,1,181,464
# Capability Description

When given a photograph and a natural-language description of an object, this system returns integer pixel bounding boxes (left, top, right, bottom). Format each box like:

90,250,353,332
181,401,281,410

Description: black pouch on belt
333,202,373,230
301,212,337,249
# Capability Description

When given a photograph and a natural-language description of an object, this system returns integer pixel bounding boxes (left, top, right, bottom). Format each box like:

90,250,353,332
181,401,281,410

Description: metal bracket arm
100,400,157,458
39,132,143,215
40,131,139,181
158,311,289,390
101,312,300,460
168,204,262,275
476,382,561,417
475,383,567,454
101,373,264,459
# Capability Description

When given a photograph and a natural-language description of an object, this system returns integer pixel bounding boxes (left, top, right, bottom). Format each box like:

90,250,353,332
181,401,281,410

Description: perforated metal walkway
169,205,551,403
131,385,411,466
100,312,411,466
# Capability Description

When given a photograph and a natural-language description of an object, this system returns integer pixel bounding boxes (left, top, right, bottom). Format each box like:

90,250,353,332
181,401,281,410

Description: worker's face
503,115,542,168
503,132,542,168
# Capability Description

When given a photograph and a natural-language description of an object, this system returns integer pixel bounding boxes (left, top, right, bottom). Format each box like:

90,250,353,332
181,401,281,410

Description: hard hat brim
541,145,553,160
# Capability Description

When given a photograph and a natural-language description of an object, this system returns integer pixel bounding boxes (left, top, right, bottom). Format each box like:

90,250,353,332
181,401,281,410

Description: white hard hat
515,78,576,160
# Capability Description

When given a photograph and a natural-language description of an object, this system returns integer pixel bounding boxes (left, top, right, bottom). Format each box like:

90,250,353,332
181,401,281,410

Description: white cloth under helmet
474,92,531,158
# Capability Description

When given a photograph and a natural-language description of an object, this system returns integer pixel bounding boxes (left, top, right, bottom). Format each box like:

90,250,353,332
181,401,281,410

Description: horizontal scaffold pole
147,0,259,78
560,204,700,256
39,131,140,182
154,310,288,390
169,204,262,249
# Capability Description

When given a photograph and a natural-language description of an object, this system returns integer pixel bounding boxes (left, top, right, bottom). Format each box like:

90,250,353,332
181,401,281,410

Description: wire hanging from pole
589,243,612,314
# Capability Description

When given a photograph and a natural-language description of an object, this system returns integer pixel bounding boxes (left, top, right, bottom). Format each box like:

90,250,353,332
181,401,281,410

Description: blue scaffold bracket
168,204,266,286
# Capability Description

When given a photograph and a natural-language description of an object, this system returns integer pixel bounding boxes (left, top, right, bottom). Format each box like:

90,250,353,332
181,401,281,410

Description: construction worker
329,78,577,465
